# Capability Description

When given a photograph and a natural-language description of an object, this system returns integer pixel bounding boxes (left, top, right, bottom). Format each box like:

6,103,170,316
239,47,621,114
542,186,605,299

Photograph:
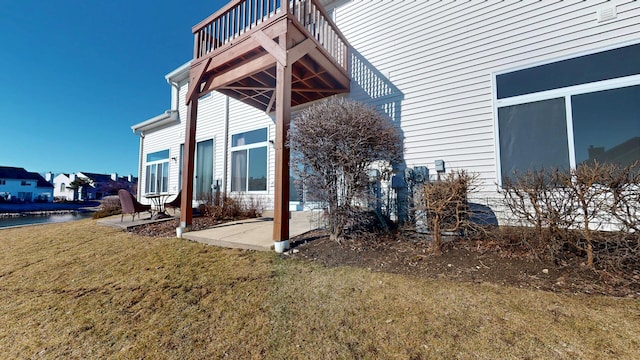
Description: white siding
333,0,640,196
139,0,639,213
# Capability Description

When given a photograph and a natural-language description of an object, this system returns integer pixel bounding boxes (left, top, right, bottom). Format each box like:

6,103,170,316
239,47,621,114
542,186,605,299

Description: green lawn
0,219,638,359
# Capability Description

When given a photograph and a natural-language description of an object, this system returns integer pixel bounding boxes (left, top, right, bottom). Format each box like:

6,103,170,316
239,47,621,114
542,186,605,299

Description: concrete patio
97,211,322,252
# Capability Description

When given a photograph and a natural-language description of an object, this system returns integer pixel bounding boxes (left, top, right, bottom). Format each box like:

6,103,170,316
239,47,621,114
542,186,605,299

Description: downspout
223,95,230,192
132,129,145,202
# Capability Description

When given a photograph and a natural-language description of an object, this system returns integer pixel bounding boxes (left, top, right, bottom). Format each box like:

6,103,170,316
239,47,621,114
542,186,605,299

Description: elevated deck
188,0,350,110
181,0,350,243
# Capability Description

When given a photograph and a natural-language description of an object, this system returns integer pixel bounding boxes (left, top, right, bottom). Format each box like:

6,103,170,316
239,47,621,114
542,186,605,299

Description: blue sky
0,0,227,176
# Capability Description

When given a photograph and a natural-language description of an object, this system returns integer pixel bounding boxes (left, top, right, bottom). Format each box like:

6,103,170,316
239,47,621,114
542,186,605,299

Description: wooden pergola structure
179,0,350,242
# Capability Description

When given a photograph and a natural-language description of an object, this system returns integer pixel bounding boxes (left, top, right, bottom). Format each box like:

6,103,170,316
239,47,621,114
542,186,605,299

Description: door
195,139,214,201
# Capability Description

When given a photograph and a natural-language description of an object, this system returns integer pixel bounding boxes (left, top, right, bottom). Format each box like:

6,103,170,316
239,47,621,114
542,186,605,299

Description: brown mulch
287,230,640,298
129,220,640,298
128,217,229,237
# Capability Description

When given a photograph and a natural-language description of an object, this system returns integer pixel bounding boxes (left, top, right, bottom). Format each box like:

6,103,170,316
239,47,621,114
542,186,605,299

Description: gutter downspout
223,96,230,193
132,130,145,202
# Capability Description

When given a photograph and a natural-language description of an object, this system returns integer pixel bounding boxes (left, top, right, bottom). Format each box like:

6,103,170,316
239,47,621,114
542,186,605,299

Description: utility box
413,166,429,183
435,159,445,173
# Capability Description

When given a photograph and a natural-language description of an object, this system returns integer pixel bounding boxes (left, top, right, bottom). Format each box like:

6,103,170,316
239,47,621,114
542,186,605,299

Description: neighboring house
0,166,53,202
51,172,137,201
133,1,640,231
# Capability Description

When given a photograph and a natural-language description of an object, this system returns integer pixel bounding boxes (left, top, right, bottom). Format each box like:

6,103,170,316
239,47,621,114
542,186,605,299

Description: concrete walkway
97,211,322,252
182,211,320,251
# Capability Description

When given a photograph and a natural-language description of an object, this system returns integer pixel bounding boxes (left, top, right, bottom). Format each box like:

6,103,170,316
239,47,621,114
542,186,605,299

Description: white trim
495,74,640,107
131,110,179,134
230,127,269,194
493,39,640,77
165,61,190,83
493,64,640,186
565,96,576,169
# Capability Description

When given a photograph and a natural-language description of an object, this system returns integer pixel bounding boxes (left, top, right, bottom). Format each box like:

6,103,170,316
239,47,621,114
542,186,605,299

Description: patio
97,211,321,251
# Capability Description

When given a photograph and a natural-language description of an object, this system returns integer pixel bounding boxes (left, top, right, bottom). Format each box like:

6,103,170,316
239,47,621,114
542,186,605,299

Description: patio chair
164,191,181,214
118,189,152,222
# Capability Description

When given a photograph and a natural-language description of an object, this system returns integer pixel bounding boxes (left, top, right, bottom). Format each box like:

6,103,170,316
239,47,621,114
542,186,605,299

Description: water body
0,212,94,229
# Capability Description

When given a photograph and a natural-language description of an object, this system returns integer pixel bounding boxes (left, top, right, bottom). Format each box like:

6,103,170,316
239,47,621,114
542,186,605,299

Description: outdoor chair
164,191,181,214
118,189,152,222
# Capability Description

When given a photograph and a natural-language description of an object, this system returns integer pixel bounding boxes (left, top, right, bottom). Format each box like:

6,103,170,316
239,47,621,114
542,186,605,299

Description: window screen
498,97,570,181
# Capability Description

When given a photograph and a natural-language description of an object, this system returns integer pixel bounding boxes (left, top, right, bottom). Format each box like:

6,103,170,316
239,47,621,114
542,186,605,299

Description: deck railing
193,0,348,70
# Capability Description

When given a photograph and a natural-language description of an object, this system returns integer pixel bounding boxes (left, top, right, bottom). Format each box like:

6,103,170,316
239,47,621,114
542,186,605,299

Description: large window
145,149,169,194
496,43,640,183
231,128,268,192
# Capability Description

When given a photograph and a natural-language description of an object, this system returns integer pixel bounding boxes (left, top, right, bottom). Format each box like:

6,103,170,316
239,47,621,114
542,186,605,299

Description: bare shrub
562,161,616,268
499,169,576,260
198,192,262,220
414,170,480,254
93,195,122,219
607,161,640,233
289,98,402,241
500,162,640,271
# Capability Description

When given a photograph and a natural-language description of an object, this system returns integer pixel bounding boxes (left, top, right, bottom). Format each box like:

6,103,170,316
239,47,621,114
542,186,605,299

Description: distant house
51,172,137,201
0,166,54,202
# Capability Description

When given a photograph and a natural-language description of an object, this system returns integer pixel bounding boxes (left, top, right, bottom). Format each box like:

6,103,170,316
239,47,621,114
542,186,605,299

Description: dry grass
1,220,639,359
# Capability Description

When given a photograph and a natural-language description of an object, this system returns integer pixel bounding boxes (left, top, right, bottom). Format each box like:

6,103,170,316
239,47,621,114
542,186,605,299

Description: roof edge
131,110,179,135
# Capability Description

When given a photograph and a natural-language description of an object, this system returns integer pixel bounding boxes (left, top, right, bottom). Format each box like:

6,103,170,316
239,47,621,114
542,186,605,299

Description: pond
0,212,94,229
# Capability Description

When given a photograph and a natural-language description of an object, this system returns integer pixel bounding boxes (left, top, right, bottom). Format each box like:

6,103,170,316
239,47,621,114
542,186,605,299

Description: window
496,43,640,183
21,181,31,186
231,128,268,192
0,180,5,185
145,149,170,194
60,183,66,192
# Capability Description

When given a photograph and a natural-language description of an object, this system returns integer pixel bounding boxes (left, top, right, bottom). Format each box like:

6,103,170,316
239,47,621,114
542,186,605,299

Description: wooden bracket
185,58,211,105
287,38,316,66
251,30,287,66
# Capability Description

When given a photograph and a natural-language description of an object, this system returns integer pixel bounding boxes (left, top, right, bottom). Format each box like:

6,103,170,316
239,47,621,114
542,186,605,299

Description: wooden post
180,95,199,231
273,33,291,242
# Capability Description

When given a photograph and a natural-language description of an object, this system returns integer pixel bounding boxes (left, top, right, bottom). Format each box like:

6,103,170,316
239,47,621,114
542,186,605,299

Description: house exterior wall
52,173,74,200
331,0,640,211
0,179,52,202
137,78,277,208
135,0,640,217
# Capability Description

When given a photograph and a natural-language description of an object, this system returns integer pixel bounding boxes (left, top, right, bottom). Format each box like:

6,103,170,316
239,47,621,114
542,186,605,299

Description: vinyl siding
138,0,639,214
333,0,640,198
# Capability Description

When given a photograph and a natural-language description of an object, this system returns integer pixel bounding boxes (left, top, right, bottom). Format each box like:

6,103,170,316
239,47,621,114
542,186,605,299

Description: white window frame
494,72,640,185
230,128,269,194
145,150,170,194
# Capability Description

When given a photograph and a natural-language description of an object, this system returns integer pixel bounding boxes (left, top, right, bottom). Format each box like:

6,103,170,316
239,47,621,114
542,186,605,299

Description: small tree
289,98,402,241
67,177,91,201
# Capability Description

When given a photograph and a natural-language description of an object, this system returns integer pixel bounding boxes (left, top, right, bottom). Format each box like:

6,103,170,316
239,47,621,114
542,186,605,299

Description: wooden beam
179,96,199,230
273,33,291,242
306,47,350,89
265,91,276,113
251,30,286,66
201,18,287,72
186,58,211,105
202,53,276,94
287,38,316,66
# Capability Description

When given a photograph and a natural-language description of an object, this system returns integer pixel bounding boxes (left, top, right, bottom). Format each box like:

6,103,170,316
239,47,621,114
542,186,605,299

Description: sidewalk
182,212,320,251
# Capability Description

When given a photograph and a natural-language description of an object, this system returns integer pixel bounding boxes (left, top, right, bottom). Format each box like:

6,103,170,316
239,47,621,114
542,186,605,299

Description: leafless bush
198,192,263,220
289,98,402,241
500,162,639,271
500,169,576,260
93,195,122,219
414,170,480,254
607,161,640,233
564,161,616,268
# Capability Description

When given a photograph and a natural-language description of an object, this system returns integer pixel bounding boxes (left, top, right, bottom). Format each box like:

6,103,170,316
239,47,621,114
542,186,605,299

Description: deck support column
179,95,199,233
273,33,291,242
